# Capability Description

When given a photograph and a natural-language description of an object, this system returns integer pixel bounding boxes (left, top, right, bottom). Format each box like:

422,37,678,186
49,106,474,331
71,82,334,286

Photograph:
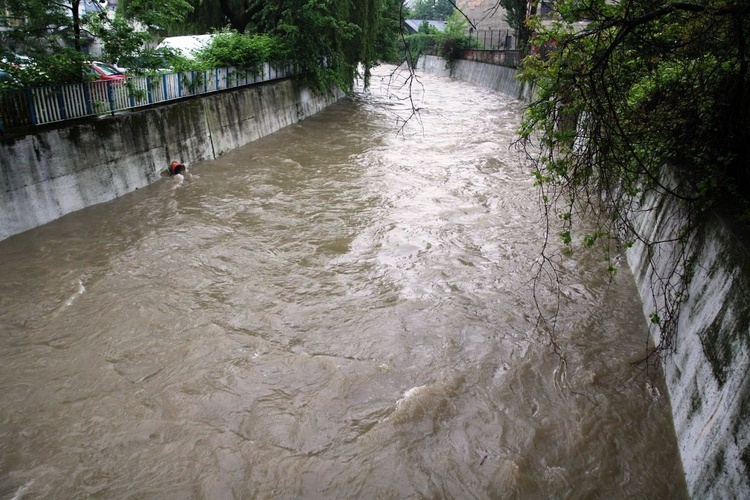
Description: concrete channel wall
417,54,750,498
418,54,534,102
0,79,343,241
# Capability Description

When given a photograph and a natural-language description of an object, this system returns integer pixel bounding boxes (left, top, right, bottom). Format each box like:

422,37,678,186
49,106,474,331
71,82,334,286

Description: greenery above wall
0,0,403,93
519,0,749,359
400,11,478,68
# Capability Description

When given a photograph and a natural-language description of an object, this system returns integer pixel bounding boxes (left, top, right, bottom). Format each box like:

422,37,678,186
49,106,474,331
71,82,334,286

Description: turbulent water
0,65,686,498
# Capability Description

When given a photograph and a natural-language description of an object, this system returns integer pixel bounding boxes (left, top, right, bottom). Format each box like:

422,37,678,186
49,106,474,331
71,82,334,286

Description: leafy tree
411,0,454,20
497,0,531,50
438,9,478,64
519,0,750,357
372,0,406,63
0,0,192,84
0,0,89,82
119,0,193,31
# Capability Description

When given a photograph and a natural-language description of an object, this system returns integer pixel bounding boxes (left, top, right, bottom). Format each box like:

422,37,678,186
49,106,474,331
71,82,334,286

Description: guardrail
0,62,299,135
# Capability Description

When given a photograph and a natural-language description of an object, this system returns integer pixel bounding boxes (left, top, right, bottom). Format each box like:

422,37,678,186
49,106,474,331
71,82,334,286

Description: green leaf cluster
191,30,283,74
410,0,454,21
402,10,478,68
1,0,404,92
521,0,750,355
522,0,750,215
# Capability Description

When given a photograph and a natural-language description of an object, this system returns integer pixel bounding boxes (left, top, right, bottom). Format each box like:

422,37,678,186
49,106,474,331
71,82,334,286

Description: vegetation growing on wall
519,0,749,360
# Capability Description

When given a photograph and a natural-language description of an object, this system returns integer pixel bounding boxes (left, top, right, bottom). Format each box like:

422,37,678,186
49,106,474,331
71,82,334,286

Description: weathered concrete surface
419,54,750,498
627,191,750,499
418,54,533,102
0,80,343,241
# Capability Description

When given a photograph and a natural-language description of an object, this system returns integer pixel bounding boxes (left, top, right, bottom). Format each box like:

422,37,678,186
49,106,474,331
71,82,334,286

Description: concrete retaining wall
418,54,533,102
0,80,343,241
627,189,750,498
418,54,750,497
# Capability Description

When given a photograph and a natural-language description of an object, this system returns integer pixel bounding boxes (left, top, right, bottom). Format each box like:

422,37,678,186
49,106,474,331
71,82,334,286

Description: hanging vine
518,0,750,363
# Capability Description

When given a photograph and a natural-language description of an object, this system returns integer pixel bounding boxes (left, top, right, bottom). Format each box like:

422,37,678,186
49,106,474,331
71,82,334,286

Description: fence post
146,76,153,104
25,88,38,126
106,82,115,115
56,85,67,121
83,83,93,116
162,74,168,101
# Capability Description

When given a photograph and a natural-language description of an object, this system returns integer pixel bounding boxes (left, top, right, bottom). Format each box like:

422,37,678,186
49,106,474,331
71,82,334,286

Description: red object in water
169,161,185,175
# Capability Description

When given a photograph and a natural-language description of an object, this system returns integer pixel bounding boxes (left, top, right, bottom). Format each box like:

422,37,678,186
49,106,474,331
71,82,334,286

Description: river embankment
416,53,750,498
0,79,343,241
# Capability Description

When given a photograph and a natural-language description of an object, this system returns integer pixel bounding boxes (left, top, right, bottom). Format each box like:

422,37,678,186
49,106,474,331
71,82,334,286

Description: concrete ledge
0,80,343,241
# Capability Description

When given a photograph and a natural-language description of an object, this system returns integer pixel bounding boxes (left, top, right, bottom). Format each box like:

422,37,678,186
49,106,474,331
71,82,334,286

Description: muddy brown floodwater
0,65,687,498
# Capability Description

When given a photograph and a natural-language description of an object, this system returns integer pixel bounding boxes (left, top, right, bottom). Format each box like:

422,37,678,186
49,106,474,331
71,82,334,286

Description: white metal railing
0,62,299,134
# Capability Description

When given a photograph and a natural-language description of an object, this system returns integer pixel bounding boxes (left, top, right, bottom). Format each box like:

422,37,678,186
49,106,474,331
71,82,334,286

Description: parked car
90,61,126,81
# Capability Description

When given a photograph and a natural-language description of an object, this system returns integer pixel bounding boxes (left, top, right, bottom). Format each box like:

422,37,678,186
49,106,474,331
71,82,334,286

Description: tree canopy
0,0,403,91
410,0,455,20
498,0,531,50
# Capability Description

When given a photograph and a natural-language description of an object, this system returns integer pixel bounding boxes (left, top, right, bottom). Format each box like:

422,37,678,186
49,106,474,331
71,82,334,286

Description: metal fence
466,29,515,51
0,62,299,134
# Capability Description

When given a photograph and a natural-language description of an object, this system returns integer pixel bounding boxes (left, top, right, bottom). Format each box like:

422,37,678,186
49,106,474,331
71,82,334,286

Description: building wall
456,0,512,30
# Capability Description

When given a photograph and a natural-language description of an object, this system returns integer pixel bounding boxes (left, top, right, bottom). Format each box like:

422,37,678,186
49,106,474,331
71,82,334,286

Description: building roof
404,19,447,33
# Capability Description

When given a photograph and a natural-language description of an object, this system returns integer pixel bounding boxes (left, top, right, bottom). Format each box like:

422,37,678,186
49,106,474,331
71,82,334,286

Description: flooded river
0,65,686,498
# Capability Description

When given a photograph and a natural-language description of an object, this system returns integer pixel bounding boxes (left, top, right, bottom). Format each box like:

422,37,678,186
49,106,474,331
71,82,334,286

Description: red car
90,61,126,81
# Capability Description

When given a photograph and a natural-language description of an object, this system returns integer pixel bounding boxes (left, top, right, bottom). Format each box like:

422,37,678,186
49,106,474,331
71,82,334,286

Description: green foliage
84,14,152,65
159,0,396,92
117,47,185,74
411,0,454,21
437,10,479,67
402,33,440,65
372,0,405,63
271,0,361,93
499,0,532,50
2,0,400,92
521,0,750,357
0,0,192,84
193,30,283,73
1,0,74,47
119,0,193,30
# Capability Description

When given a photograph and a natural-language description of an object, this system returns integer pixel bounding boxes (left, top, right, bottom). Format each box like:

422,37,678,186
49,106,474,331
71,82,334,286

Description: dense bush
193,30,286,74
